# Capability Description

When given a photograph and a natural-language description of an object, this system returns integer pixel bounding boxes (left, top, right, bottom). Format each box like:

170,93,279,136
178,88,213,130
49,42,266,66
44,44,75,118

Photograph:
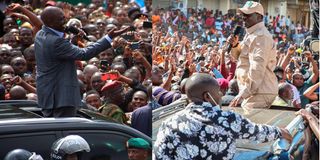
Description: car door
63,130,136,160
0,131,62,159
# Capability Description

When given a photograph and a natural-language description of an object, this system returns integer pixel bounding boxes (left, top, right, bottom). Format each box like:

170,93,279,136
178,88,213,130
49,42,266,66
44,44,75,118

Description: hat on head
128,7,141,20
127,138,151,150
128,8,140,16
101,81,123,93
238,1,264,16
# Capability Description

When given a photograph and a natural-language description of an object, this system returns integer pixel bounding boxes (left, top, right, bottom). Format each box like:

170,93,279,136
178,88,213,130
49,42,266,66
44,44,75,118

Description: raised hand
108,26,132,39
8,12,29,21
189,63,196,73
287,45,295,55
132,50,144,62
226,35,239,48
304,51,312,61
6,3,23,13
11,75,22,85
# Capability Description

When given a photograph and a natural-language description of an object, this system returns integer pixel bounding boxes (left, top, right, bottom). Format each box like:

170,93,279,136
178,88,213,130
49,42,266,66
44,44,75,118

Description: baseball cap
126,138,151,150
238,1,264,16
128,7,141,18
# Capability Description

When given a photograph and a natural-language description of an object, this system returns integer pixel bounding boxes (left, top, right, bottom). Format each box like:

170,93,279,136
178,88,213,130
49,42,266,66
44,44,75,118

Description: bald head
278,83,293,101
83,64,99,84
9,85,27,100
41,7,65,32
26,93,38,101
83,64,99,75
186,73,220,104
180,78,188,94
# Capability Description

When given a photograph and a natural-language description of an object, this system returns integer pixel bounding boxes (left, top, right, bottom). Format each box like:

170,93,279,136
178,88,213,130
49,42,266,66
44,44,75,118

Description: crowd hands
151,6,319,148
151,7,319,108
0,0,153,136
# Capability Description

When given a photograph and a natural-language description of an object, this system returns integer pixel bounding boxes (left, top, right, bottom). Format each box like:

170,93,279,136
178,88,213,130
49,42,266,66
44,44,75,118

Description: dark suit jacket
35,26,111,109
131,104,152,137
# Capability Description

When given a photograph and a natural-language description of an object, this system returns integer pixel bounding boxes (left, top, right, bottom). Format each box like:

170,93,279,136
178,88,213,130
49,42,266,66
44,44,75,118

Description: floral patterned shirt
154,102,282,160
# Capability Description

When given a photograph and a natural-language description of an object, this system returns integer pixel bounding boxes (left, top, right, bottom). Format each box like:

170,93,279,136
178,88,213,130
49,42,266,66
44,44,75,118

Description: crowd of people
152,3,319,109
0,0,153,158
152,1,319,159
0,0,319,159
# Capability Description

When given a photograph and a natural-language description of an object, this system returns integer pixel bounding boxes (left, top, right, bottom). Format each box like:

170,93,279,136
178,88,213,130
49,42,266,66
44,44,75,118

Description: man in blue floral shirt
154,73,292,160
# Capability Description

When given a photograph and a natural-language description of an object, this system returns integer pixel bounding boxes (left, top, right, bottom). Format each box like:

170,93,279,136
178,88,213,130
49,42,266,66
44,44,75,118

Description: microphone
64,26,91,41
227,25,242,53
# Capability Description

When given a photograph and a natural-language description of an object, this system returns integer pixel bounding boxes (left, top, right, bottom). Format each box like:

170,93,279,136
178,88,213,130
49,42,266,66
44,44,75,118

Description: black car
0,100,151,160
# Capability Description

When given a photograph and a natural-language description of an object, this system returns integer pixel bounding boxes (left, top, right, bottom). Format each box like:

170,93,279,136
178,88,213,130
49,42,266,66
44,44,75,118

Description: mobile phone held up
142,21,152,29
100,60,109,72
101,73,118,81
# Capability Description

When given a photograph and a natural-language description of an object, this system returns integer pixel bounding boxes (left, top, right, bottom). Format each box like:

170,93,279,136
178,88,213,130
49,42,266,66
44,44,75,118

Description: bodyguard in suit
34,6,129,117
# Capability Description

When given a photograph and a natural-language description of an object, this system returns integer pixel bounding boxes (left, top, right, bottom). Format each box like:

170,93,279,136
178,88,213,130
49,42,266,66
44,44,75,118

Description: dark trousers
42,106,77,117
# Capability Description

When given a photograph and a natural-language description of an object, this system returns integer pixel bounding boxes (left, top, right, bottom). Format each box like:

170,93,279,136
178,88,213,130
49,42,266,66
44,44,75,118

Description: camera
100,60,109,72
142,21,152,29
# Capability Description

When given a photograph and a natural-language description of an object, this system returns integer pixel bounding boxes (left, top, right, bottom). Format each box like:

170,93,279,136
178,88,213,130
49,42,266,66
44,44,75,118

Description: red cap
101,81,123,92
217,78,229,89
45,1,56,6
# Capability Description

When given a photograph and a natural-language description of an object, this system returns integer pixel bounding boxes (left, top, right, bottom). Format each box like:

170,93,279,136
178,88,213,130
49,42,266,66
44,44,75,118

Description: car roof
0,100,117,122
0,117,151,141
0,117,92,125
0,100,41,119
0,105,42,119
0,100,152,141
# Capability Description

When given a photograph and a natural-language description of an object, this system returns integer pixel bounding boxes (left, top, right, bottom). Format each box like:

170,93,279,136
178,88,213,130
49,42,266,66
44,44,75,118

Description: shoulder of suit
254,27,268,36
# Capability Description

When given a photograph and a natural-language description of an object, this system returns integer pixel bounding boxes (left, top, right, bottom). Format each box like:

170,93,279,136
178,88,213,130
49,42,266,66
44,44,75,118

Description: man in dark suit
34,6,129,117
131,104,152,137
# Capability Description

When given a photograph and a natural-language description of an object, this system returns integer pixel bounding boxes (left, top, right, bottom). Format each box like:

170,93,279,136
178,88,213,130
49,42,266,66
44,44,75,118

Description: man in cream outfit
229,1,278,111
